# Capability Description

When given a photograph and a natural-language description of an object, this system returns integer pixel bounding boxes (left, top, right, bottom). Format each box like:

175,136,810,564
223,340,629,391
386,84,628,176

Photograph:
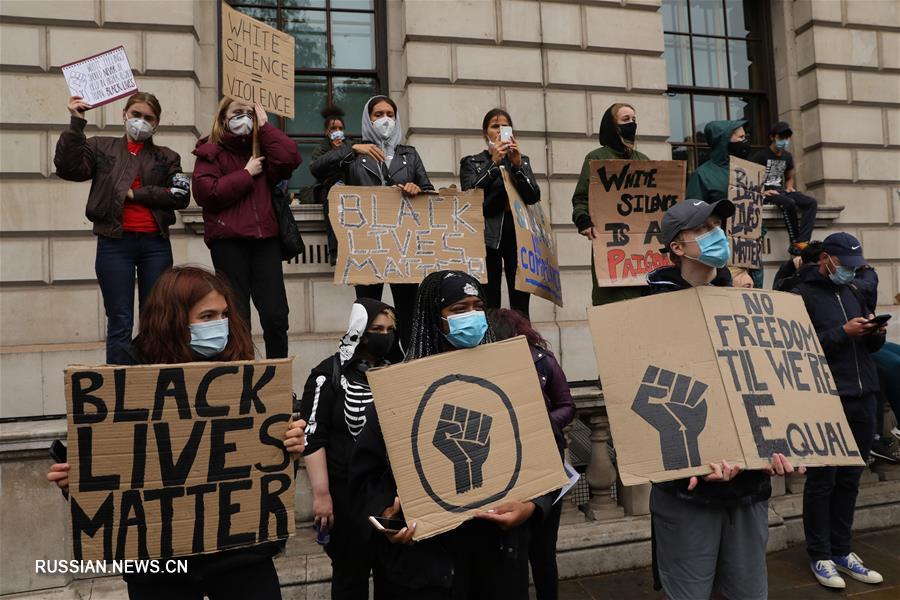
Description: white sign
62,46,138,108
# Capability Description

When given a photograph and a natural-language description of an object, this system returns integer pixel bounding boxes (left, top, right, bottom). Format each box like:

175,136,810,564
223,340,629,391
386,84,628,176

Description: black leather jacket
459,150,540,249
310,140,434,191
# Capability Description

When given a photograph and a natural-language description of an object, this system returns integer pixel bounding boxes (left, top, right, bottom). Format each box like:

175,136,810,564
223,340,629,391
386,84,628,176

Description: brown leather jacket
54,116,188,238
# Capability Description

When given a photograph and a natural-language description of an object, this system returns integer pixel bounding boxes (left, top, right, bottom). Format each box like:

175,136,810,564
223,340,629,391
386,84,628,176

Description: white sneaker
891,426,900,442
811,560,846,588
833,552,884,584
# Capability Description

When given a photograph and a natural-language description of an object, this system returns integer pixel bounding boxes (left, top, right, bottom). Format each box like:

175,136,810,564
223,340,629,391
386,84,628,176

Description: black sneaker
870,436,900,464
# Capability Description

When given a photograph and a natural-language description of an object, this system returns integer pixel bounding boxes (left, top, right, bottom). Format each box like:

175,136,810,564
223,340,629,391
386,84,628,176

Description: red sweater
121,140,159,232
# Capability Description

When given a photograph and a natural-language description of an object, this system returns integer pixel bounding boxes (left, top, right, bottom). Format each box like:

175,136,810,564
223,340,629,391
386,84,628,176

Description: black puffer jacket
310,141,434,191
644,265,772,508
459,150,540,249
791,267,885,398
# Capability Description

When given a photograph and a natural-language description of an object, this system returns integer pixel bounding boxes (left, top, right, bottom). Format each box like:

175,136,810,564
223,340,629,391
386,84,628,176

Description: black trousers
486,213,531,319
324,478,380,600
529,500,562,600
355,283,417,350
126,559,281,600
209,237,290,359
803,393,877,561
765,191,818,244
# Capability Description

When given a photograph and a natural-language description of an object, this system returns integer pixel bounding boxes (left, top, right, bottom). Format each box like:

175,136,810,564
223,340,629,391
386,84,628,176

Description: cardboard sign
501,169,563,306
328,186,487,285
367,337,569,540
588,287,863,485
727,157,765,269
221,2,295,118
61,46,138,108
588,160,686,287
64,359,296,561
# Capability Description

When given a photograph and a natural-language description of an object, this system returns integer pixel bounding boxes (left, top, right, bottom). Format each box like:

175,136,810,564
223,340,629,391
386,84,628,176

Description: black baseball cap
821,232,867,268
660,199,735,249
770,121,793,137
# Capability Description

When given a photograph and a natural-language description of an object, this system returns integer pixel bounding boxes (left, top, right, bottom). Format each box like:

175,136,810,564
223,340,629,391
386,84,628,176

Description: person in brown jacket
54,92,190,365
192,98,302,359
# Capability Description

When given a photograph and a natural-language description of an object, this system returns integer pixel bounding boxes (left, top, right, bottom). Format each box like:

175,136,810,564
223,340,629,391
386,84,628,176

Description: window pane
332,0,375,8
667,93,692,144
284,0,326,7
236,6,277,28
693,94,727,141
289,140,322,190
689,0,725,36
231,1,278,7
662,0,689,32
287,76,328,135
664,34,693,86
331,12,376,69
333,77,379,136
692,36,727,87
728,40,764,89
729,96,767,145
670,145,691,170
724,0,749,38
285,9,327,69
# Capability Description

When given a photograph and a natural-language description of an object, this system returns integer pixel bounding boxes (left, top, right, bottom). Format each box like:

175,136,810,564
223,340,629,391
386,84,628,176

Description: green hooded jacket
570,105,650,306
685,119,746,203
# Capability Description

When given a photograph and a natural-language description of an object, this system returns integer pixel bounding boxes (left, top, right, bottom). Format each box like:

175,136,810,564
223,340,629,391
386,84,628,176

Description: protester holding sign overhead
350,271,554,599
792,233,886,590
460,108,540,318
192,99,301,360
54,92,190,366
644,200,801,600
47,265,306,600
314,95,434,349
571,103,651,305
299,298,399,600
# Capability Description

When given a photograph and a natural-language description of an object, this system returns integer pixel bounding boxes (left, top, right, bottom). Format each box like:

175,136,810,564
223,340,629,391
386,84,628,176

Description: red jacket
192,123,301,245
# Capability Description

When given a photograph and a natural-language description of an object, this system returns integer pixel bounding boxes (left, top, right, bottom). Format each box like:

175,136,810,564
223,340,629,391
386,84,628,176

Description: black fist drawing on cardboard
433,403,492,494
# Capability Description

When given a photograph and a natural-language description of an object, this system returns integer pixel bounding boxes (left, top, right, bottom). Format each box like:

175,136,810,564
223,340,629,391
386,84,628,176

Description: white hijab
360,96,402,168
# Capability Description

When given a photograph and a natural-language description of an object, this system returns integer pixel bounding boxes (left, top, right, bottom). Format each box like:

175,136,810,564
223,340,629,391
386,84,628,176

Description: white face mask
125,118,153,142
228,114,253,136
372,116,395,139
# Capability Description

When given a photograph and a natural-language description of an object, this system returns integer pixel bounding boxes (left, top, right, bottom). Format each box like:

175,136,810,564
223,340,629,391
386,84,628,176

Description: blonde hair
610,102,636,152
208,97,260,156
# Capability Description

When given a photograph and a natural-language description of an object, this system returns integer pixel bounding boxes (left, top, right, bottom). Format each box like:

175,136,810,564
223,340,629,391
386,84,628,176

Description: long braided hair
405,270,495,361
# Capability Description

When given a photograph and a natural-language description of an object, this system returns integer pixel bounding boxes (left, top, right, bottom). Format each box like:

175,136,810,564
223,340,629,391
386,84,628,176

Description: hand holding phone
499,125,513,144
866,314,891,327
368,515,406,534
49,439,67,463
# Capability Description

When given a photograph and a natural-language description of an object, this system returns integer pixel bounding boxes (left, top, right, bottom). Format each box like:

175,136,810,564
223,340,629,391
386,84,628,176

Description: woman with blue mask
46,265,306,600
349,271,555,600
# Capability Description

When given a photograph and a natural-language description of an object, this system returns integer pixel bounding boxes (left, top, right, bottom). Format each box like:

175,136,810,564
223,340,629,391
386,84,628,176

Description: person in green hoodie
571,103,651,306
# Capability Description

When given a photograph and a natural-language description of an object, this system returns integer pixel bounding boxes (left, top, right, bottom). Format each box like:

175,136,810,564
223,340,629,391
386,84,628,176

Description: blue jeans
95,233,173,364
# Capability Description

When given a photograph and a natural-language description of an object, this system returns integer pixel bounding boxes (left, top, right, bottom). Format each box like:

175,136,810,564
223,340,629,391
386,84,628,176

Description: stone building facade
0,0,897,596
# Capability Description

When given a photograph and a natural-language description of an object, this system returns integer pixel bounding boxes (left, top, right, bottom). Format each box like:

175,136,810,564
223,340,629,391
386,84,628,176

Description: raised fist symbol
631,365,709,470
433,404,492,494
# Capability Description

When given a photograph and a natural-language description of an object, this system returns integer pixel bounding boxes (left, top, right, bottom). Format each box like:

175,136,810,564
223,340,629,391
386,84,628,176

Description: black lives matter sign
64,359,295,561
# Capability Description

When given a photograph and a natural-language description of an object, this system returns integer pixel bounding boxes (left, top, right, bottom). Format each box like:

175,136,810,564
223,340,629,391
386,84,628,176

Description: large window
228,0,387,190
662,0,776,170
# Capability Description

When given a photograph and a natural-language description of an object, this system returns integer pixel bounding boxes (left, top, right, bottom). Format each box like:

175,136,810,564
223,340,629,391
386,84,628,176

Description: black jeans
355,283,417,351
95,233,173,364
126,558,281,600
325,478,380,600
803,393,877,561
764,191,818,244
209,237,289,359
486,213,531,319
529,500,563,600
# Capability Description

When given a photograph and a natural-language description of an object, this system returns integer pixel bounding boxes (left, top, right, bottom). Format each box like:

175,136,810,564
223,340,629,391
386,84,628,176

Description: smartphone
499,125,513,143
867,314,891,327
49,439,67,463
315,519,330,545
368,515,406,533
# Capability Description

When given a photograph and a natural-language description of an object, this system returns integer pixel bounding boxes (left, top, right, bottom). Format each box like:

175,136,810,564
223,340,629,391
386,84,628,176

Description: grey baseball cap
660,199,735,249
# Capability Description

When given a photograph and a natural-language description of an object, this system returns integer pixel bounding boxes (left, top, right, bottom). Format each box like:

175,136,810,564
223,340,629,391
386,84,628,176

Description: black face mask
618,121,637,142
362,331,394,360
728,139,751,159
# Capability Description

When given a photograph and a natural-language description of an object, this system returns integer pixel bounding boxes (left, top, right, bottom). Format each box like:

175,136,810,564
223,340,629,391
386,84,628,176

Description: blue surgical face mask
685,227,731,269
775,139,790,151
190,318,229,358
827,257,855,286
442,310,487,349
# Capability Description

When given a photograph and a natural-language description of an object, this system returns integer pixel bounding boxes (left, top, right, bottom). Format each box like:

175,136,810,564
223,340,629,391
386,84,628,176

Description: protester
792,233,886,589
460,109,541,318
571,103,651,305
349,271,556,599
310,105,350,266
192,99,301,359
644,200,802,600
54,92,190,365
47,265,306,600
750,122,818,255
312,95,434,349
489,308,575,600
773,240,822,292
299,298,399,599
